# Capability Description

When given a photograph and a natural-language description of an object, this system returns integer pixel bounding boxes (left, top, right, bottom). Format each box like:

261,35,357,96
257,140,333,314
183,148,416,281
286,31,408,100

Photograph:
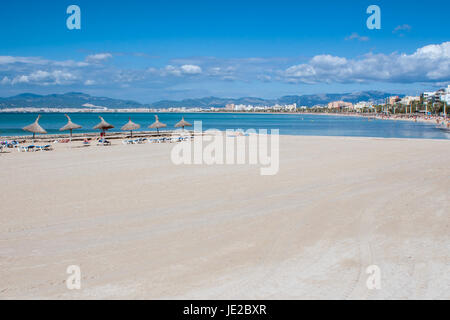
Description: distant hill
150,91,400,108
0,92,145,109
0,91,402,109
150,96,277,109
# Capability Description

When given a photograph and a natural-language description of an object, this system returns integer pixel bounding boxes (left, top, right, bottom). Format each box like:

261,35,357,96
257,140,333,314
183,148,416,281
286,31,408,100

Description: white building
400,96,420,105
354,101,372,110
327,101,354,110
424,89,445,102
441,85,450,104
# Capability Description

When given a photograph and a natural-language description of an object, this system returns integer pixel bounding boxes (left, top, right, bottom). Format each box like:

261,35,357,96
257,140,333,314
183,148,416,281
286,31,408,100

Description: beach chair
135,138,147,144
97,139,111,146
175,137,187,142
35,145,52,152
82,138,91,147
4,141,18,148
17,145,35,152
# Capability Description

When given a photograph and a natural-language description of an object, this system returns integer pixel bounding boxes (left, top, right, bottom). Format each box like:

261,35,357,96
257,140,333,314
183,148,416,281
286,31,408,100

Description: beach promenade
0,135,449,299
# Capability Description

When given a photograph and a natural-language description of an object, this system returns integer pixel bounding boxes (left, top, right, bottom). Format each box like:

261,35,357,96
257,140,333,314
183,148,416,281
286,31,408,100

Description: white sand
0,135,449,300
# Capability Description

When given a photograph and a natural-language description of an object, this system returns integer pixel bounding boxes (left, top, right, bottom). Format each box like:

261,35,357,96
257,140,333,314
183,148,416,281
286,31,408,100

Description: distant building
272,104,283,111
225,104,235,111
234,104,248,111
400,96,420,105
423,90,445,103
388,96,401,105
354,101,373,111
440,85,450,104
327,101,353,110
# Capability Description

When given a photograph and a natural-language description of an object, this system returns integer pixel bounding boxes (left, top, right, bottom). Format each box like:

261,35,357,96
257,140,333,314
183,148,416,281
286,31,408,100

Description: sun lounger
135,138,147,144
174,137,189,142
148,138,164,143
97,139,111,146
123,138,148,145
3,141,19,148
17,145,36,152
35,145,52,151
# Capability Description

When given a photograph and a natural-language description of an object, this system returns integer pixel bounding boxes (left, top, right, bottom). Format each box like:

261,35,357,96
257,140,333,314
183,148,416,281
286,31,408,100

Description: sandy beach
0,135,449,300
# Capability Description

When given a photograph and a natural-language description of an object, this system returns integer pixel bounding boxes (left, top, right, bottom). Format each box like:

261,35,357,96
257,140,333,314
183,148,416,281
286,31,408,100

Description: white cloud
0,56,48,65
163,65,182,76
180,64,202,74
11,75,30,84
393,24,412,34
54,60,89,67
284,42,450,84
86,53,113,62
11,70,77,85
161,64,202,76
1,76,12,85
0,55,91,68
345,33,369,41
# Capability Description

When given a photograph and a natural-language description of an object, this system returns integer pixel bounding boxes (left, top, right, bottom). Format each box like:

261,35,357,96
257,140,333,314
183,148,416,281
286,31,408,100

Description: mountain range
0,91,401,109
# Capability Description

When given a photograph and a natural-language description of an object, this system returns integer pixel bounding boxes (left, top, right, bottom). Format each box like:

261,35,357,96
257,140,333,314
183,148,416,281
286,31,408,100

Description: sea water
0,112,448,140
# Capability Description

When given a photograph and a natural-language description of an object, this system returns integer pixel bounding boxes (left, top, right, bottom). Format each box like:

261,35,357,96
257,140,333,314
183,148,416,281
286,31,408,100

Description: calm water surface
0,113,448,140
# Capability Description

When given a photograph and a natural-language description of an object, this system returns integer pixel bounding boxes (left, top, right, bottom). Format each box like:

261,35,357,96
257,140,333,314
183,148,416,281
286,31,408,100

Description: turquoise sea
0,112,448,140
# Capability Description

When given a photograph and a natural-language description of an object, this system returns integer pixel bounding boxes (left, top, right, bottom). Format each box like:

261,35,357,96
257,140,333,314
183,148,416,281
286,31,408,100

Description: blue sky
0,0,449,102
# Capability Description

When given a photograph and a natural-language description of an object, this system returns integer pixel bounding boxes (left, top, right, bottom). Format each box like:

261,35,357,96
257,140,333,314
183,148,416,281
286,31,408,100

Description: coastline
1,112,448,142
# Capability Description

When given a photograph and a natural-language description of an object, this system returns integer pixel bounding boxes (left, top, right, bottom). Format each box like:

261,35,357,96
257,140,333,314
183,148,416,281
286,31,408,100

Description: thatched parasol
94,116,114,132
94,116,114,144
175,117,192,131
149,115,167,135
60,114,82,140
121,118,141,138
23,115,47,141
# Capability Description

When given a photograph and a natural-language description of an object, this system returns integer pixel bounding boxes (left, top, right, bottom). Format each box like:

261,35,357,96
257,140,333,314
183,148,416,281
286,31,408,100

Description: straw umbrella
121,117,141,138
23,115,47,142
149,115,167,135
175,117,192,131
93,116,114,144
60,114,82,141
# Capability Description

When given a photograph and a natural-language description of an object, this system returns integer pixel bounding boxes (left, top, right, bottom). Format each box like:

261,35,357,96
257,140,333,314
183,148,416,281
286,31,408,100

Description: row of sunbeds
0,144,52,153
122,137,191,145
16,145,53,152
1,136,192,153
1,140,53,153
